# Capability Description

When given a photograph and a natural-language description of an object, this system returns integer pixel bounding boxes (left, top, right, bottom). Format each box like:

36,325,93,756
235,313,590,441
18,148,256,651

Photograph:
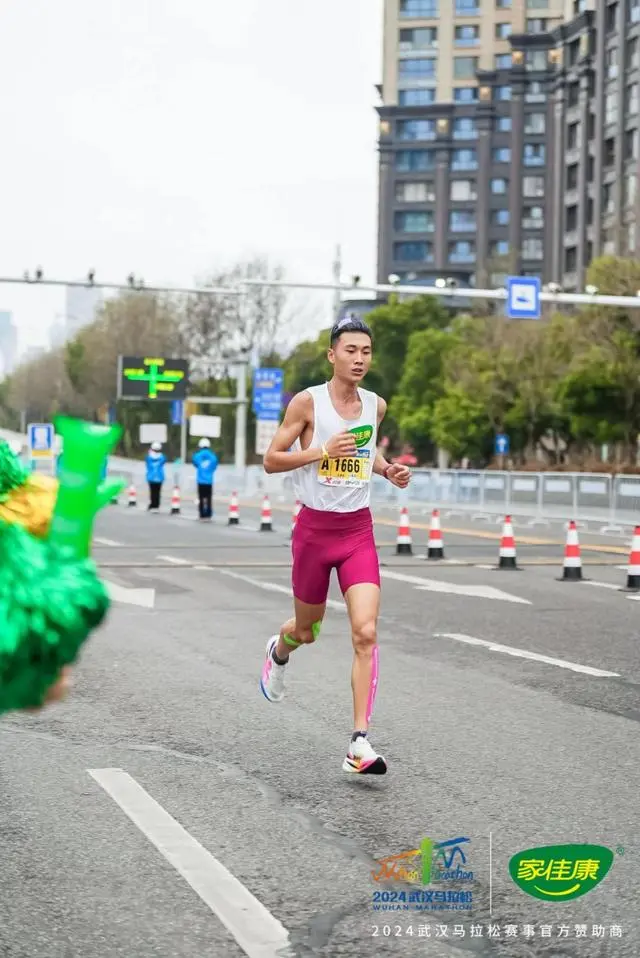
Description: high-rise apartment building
65,284,103,339
0,311,18,378
376,0,634,292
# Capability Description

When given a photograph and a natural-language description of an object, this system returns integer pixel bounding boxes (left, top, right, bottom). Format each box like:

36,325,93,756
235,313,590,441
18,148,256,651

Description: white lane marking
434,633,620,678
94,537,123,546
103,580,156,609
584,580,621,591
88,769,291,958
213,568,345,612
380,569,531,605
157,554,191,565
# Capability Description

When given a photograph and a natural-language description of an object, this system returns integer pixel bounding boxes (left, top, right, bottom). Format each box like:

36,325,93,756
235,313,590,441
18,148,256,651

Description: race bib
317,450,371,486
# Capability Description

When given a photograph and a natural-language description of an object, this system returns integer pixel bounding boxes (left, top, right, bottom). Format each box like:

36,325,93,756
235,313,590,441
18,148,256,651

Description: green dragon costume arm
0,417,126,713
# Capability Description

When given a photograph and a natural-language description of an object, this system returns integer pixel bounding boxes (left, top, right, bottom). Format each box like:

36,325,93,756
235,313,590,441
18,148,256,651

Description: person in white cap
145,441,166,511
192,438,218,519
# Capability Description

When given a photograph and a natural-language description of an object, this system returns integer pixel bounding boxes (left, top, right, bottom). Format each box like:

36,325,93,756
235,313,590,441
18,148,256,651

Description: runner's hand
386,463,411,488
325,432,357,457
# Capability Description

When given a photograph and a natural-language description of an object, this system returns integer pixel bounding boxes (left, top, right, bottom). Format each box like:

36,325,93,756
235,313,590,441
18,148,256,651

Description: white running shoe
260,635,287,703
342,734,387,775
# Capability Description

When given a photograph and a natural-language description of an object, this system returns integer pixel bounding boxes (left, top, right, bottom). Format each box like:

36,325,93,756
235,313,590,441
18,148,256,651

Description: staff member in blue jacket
145,441,166,511
192,438,218,519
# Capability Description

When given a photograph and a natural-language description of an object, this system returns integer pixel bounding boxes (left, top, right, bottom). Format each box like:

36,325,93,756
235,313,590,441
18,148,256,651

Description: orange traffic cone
228,491,240,526
622,526,640,591
260,495,273,532
559,521,583,581
170,486,181,515
426,509,444,560
396,506,413,555
127,483,137,507
497,515,518,569
291,500,302,539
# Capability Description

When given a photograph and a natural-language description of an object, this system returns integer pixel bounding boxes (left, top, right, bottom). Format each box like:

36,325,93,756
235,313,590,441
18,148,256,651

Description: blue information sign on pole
506,276,541,320
27,422,54,459
252,368,284,421
171,399,184,425
495,433,510,456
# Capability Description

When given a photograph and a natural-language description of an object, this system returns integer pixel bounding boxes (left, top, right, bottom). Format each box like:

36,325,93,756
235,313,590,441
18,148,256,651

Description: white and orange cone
291,500,302,539
426,509,444,560
623,526,640,591
260,494,273,532
170,486,181,515
560,520,583,581
396,506,413,555
127,483,137,507
497,515,518,569
228,491,240,526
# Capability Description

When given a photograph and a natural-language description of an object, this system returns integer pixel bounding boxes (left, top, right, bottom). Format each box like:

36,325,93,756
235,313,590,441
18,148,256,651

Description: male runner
260,315,411,774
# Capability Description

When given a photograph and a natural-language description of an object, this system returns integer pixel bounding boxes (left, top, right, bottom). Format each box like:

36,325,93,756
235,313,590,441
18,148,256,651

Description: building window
523,205,544,229
496,0,512,7
454,86,479,102
490,240,510,257
522,237,544,260
454,57,478,79
496,116,512,132
450,179,477,201
526,50,547,70
602,183,615,215
449,210,477,231
395,150,435,172
523,143,545,166
631,0,640,24
455,0,479,13
399,0,439,16
523,175,545,197
564,247,577,273
493,147,511,162
397,119,436,140
496,85,512,100
491,177,508,193
625,172,638,207
455,25,479,45
525,112,546,135
495,54,512,69
629,37,640,69
604,137,615,166
566,122,579,149
399,28,438,51
605,91,617,124
566,164,578,190
393,241,434,262
526,18,548,31
399,88,436,105
398,58,437,79
566,205,578,232
526,81,545,103
449,240,476,263
451,148,478,171
606,47,618,80
526,0,549,8
626,83,639,115
491,209,510,226
452,117,477,139
394,211,435,232
395,181,434,202
495,23,511,38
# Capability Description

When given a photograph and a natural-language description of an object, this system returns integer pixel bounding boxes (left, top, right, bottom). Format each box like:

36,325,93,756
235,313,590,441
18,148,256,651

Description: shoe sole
342,756,388,775
260,637,284,703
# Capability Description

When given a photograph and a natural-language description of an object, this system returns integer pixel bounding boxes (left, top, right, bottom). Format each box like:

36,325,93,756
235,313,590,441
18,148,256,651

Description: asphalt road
1,494,638,958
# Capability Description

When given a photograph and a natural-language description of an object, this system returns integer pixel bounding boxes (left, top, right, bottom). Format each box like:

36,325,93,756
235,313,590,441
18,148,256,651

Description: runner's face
328,332,372,383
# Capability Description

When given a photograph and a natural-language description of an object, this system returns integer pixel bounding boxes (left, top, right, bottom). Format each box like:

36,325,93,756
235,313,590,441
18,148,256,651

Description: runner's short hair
330,314,373,346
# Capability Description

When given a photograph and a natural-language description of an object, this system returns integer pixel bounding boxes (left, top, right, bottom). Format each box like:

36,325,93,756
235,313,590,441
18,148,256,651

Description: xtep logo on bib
509,844,617,902
349,425,373,448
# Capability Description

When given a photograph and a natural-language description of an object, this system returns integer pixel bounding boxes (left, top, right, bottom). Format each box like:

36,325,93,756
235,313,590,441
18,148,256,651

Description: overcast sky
0,0,383,353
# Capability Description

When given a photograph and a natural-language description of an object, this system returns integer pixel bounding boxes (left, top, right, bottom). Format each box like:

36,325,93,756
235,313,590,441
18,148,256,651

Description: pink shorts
291,505,380,606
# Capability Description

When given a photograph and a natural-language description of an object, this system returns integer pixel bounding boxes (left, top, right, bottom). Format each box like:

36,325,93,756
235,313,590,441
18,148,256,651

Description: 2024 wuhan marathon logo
371,837,474,913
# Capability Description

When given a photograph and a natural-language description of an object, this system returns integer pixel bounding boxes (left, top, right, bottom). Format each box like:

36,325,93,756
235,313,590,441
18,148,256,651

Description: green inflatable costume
0,417,125,713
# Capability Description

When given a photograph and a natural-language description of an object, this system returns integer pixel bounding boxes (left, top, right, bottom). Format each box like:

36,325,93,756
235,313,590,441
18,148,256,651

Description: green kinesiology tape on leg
283,633,302,648
311,621,321,640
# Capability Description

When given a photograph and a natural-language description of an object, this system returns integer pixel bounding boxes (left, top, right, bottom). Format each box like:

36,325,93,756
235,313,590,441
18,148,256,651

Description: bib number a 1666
318,452,370,484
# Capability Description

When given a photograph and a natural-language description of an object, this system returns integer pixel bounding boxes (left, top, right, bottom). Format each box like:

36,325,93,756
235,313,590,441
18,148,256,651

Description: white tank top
292,383,378,513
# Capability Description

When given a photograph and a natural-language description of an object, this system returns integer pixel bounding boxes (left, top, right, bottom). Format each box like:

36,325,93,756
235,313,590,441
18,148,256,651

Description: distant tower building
0,311,18,377
65,284,104,339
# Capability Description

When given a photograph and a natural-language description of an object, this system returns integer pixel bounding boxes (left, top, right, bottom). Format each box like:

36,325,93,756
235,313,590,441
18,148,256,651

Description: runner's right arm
263,393,356,474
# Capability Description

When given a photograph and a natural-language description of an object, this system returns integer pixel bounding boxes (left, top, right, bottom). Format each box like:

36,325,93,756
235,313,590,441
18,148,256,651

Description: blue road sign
506,276,541,320
171,399,184,425
253,367,284,419
495,433,510,456
27,422,54,458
